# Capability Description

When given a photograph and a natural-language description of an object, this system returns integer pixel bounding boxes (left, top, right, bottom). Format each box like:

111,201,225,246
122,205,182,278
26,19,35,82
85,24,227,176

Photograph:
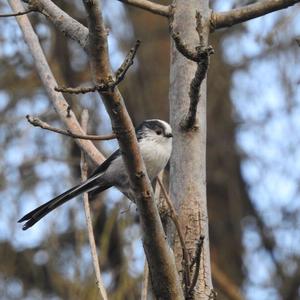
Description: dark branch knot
136,171,145,179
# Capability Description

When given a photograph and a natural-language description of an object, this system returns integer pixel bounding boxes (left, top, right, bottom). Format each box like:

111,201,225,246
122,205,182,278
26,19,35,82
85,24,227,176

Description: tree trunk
169,0,213,298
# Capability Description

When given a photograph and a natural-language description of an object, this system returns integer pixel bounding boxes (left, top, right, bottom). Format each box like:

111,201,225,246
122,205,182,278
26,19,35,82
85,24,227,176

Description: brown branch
0,9,35,17
8,0,105,165
26,115,116,141
118,0,171,17
211,0,300,30
80,110,108,300
181,45,214,130
55,85,102,94
55,82,116,94
188,235,204,298
114,40,141,86
157,177,191,297
178,11,214,130
55,40,141,94
211,262,243,300
82,1,183,299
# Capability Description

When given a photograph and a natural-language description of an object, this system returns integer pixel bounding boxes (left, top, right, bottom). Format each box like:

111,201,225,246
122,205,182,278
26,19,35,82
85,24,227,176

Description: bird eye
156,129,162,135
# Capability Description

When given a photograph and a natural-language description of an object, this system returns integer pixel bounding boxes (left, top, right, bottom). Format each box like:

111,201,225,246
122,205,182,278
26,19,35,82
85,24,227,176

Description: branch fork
170,11,214,131
55,40,140,95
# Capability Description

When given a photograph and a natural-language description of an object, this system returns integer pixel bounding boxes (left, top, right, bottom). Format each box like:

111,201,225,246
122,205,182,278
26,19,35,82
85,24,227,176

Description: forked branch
27,115,116,141
56,40,140,94
170,11,214,130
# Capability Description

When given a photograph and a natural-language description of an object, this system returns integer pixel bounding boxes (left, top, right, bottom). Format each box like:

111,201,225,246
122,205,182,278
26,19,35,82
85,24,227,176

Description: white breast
139,138,172,180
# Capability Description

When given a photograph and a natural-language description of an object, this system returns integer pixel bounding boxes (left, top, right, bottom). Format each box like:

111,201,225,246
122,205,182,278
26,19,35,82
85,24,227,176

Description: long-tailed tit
18,119,173,230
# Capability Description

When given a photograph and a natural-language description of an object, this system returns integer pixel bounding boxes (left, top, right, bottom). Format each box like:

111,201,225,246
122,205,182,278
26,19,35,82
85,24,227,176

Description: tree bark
169,0,213,298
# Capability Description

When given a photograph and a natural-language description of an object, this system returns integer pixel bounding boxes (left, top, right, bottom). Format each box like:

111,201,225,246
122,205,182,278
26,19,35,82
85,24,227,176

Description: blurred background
0,0,300,299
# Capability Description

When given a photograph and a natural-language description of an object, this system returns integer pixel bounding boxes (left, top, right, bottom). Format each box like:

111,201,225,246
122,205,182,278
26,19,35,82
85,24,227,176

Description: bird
18,119,173,230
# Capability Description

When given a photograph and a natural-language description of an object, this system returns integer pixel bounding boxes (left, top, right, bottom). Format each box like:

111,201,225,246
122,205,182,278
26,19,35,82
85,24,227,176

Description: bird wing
90,149,121,176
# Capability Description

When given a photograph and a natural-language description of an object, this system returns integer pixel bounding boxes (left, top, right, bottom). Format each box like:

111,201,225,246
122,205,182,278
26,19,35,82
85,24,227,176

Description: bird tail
18,174,110,230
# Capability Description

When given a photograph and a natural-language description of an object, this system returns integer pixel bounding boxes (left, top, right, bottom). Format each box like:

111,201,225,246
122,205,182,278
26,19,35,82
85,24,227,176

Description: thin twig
154,171,169,216
80,110,108,300
55,40,141,95
115,40,141,85
181,45,214,130
0,9,35,17
188,235,204,297
157,177,191,296
179,12,214,130
118,0,171,17
26,115,116,141
55,85,105,94
170,9,214,130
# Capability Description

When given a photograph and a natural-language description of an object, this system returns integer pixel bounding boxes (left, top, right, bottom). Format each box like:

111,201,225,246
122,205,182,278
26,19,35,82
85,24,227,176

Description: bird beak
165,133,173,138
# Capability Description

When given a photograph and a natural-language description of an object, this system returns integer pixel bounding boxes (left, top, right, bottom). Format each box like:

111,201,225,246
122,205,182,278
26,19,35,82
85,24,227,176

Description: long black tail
18,174,110,230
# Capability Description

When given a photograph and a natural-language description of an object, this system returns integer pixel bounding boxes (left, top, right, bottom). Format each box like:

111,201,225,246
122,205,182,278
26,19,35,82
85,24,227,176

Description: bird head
136,119,173,142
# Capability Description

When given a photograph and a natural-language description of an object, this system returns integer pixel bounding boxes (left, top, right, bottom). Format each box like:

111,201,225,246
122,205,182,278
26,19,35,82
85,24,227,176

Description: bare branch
118,0,171,17
157,177,191,297
0,9,35,17
55,40,141,94
55,85,104,94
26,115,116,141
211,0,300,30
181,45,214,130
8,0,104,165
114,40,141,86
80,110,108,300
172,11,214,130
82,1,183,298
